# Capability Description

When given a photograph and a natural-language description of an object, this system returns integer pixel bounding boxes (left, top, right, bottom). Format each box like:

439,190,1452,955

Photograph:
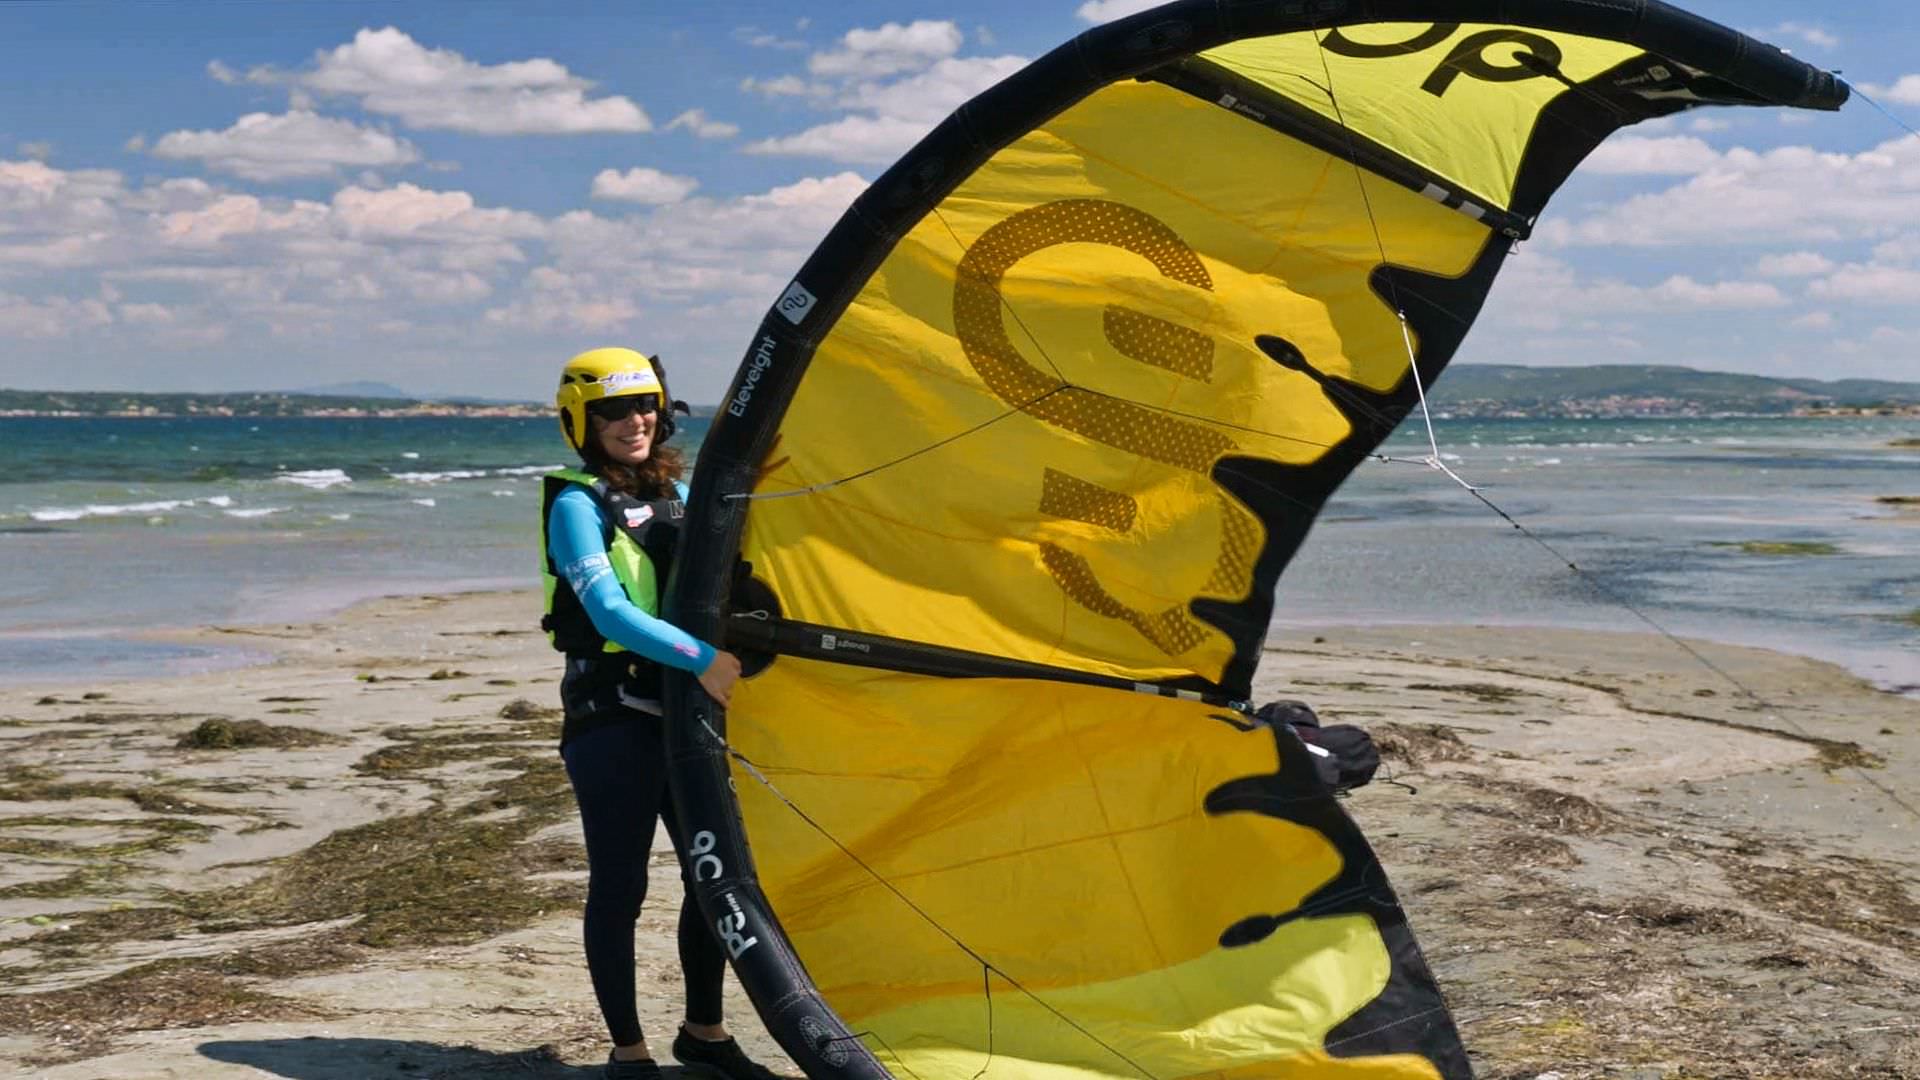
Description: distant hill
1777,376,1920,403
291,380,413,399
1431,364,1920,416
287,381,541,406
5,364,1916,419
0,387,543,418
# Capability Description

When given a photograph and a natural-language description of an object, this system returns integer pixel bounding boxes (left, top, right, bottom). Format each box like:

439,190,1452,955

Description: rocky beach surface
2,592,1914,1079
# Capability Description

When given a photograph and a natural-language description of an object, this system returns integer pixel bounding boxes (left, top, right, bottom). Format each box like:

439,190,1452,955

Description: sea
1,413,1915,694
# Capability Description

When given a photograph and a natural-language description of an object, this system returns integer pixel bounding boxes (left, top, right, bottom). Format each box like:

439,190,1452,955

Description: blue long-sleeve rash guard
547,479,717,676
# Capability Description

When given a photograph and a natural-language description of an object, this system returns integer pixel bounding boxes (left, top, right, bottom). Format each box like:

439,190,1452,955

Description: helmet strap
647,354,680,444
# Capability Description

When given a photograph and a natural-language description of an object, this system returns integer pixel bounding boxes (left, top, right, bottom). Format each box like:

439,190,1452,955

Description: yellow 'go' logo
1318,23,1565,98
952,199,1260,658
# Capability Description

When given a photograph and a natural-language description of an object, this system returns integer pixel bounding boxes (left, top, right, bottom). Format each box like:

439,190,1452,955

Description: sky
2,0,1918,404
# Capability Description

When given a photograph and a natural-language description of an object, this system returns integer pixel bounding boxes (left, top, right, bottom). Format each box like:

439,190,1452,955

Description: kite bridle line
1304,25,1920,830
721,385,1068,503
1843,78,1920,139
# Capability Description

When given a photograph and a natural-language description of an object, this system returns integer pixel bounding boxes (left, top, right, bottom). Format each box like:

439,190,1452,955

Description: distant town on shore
3,364,1918,420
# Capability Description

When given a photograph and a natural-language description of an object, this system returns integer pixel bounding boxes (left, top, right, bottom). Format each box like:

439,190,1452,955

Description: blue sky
1,0,1917,403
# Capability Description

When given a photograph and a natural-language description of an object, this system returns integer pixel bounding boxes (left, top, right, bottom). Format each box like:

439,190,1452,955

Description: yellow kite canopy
660,5,1845,1080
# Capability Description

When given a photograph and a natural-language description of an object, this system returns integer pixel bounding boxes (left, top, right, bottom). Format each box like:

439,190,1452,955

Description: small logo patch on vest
624,505,655,527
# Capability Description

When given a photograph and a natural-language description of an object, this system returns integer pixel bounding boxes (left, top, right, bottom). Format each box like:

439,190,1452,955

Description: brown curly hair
578,422,685,499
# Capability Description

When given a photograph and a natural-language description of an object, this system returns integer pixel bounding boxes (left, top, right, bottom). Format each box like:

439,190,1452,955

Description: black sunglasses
587,394,661,422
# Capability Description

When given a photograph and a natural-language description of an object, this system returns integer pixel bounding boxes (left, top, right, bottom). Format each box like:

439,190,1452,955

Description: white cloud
1479,254,1788,337
1870,233,1920,264
1075,0,1164,24
118,302,174,324
838,55,1030,122
751,172,867,209
745,115,934,166
1538,135,1920,248
0,160,129,269
739,75,827,99
0,158,551,375
150,110,419,181
17,141,52,161
549,173,867,292
1757,22,1840,50
330,182,545,242
1755,252,1836,277
747,54,1028,164
487,266,641,331
1689,115,1733,133
1809,265,1920,305
159,193,328,246
1650,275,1788,308
1814,323,1920,367
0,234,119,269
334,183,465,236
1863,75,1920,106
0,292,114,338
665,109,740,139
809,20,962,78
1464,252,1855,374
1583,135,1724,175
733,26,807,51
207,59,241,84
0,158,91,202
274,27,651,135
118,176,219,213
590,167,701,205
488,172,869,337
1788,310,1835,330
738,16,1026,166
391,266,491,302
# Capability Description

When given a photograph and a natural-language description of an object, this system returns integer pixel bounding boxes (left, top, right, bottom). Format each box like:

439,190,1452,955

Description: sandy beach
2,590,1915,1079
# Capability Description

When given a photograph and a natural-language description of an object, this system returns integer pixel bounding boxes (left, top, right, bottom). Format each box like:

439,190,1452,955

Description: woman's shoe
671,1028,782,1080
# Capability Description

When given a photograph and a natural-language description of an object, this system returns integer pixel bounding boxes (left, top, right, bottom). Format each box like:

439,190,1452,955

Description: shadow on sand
199,1036,705,1079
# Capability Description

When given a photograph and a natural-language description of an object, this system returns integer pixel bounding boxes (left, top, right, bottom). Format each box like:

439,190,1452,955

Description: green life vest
540,467,685,656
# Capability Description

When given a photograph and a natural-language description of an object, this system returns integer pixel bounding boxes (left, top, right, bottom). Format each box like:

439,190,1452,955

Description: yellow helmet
555,347,664,453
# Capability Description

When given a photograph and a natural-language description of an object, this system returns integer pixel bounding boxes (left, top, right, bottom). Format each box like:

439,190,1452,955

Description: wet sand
2,591,1915,1079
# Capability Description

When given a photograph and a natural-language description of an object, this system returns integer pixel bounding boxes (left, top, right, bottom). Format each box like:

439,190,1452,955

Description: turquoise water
1278,416,1920,694
2,413,1915,691
0,415,686,681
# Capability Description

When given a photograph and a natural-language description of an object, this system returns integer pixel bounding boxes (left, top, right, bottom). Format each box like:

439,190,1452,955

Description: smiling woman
539,346,777,1080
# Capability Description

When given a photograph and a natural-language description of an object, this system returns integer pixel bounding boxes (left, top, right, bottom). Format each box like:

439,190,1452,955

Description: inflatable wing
662,5,1844,1079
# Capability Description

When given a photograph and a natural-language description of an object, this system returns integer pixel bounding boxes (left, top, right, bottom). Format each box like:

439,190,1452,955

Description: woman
542,347,770,1080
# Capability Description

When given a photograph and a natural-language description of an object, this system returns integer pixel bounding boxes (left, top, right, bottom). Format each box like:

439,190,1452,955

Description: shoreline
2,590,1917,1076
5,581,1911,702
1270,611,1920,699
5,405,1917,421
0,581,532,689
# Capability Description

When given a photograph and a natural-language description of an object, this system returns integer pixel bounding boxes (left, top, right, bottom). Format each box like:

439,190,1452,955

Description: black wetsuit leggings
561,715,724,1047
